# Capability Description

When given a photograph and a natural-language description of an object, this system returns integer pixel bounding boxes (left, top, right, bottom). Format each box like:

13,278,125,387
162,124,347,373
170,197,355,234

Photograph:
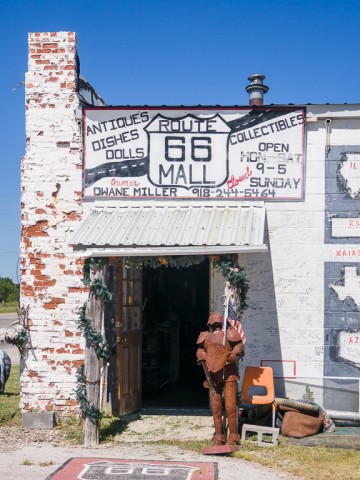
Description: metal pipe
327,409,360,422
245,74,269,106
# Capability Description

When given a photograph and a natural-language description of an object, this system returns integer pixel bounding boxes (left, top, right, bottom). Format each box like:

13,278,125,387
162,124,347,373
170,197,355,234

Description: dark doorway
142,259,210,409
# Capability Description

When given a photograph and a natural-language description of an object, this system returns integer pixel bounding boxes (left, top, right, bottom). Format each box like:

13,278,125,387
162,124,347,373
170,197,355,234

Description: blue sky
0,0,359,282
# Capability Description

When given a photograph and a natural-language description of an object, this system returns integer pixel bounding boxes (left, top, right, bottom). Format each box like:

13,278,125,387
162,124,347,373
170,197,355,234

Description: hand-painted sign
50,458,217,480
338,330,360,368
79,461,197,479
83,106,305,200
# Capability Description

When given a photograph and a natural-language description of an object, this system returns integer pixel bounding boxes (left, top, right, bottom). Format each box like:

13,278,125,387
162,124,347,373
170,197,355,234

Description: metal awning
69,205,267,257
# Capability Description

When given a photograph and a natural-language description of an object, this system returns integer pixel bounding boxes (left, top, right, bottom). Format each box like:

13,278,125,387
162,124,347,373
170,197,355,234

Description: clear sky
0,0,359,282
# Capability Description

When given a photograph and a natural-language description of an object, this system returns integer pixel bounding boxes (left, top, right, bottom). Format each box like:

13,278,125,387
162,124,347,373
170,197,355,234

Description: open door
116,260,142,416
142,260,210,408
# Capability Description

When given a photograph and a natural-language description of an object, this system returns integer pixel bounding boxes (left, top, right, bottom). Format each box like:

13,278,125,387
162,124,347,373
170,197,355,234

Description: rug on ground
46,457,219,480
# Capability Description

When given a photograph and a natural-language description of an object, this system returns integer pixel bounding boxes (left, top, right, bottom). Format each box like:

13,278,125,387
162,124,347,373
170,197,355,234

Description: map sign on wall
323,145,360,410
83,106,305,200
324,145,360,385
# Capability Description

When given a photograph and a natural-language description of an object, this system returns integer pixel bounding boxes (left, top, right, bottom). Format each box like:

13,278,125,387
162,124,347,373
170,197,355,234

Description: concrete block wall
238,108,360,411
20,32,103,412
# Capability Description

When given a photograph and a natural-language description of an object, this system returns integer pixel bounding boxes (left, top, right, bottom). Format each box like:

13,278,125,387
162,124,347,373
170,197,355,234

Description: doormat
46,457,218,480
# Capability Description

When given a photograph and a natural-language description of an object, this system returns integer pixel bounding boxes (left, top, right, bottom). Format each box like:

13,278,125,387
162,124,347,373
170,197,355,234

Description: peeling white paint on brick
20,31,105,412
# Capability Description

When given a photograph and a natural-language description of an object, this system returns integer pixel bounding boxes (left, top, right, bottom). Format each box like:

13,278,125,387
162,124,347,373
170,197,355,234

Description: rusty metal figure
196,311,243,447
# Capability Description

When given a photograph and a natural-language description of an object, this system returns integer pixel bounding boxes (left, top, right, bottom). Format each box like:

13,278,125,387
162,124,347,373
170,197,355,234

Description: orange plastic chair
240,366,276,427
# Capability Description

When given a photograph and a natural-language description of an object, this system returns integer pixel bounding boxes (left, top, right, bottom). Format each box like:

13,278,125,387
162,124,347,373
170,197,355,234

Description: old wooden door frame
115,259,143,416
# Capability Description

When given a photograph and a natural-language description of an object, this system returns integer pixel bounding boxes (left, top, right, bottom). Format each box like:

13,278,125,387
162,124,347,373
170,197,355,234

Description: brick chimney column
21,32,87,413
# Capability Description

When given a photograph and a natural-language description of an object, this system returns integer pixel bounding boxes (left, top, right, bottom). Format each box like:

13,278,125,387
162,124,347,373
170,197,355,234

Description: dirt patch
115,413,214,443
0,425,65,451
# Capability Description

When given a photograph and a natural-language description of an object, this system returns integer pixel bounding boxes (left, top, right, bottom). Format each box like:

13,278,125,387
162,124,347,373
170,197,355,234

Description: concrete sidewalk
0,413,302,480
0,440,300,480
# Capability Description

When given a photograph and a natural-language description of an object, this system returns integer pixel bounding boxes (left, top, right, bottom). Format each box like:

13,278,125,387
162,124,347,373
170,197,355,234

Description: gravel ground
0,415,303,480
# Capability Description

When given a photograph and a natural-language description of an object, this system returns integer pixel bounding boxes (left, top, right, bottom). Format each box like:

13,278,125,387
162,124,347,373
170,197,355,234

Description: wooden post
83,266,104,445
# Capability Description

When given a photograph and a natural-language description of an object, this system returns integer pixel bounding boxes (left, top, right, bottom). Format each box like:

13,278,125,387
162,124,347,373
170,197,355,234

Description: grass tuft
39,460,55,467
56,415,83,444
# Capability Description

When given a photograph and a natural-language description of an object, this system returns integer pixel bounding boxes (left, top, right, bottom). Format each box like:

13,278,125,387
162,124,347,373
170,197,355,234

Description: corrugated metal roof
69,205,267,256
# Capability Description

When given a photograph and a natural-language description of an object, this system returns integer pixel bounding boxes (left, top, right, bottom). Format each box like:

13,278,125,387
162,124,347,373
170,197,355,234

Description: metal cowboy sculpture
196,311,243,448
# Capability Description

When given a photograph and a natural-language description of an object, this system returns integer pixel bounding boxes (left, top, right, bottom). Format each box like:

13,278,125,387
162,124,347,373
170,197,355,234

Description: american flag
227,299,246,345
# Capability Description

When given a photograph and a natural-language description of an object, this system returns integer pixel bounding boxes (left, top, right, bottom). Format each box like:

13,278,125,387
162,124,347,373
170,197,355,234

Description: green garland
90,279,112,303
211,255,249,310
125,254,249,309
83,257,103,286
124,255,206,269
75,365,104,420
77,304,110,361
76,258,112,420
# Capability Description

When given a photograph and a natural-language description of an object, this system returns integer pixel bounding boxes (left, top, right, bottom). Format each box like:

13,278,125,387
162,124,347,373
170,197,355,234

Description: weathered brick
44,303,56,310
51,298,66,304
43,65,58,71
21,31,102,414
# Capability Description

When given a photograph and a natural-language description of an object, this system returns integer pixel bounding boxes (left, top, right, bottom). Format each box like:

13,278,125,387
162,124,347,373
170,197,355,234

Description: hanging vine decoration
77,304,110,361
124,255,207,270
82,257,103,286
124,254,249,310
210,254,249,310
75,258,111,420
76,365,104,420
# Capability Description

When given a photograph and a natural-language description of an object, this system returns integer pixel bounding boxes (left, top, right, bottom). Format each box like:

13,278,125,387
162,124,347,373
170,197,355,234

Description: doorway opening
141,259,210,409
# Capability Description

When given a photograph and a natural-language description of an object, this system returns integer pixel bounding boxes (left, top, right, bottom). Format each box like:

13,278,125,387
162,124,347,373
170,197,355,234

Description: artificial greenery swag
124,255,206,269
124,253,249,309
210,254,249,310
77,304,110,361
76,365,104,420
76,258,111,420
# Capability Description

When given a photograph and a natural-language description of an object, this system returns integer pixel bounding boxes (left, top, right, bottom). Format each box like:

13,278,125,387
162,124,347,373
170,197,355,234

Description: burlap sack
281,411,322,438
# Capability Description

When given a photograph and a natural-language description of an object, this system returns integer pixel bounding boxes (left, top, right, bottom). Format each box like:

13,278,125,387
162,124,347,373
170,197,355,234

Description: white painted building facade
20,31,360,415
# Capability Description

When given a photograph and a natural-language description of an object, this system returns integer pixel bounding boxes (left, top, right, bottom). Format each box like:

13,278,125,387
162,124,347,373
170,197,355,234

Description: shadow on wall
238,219,286,397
